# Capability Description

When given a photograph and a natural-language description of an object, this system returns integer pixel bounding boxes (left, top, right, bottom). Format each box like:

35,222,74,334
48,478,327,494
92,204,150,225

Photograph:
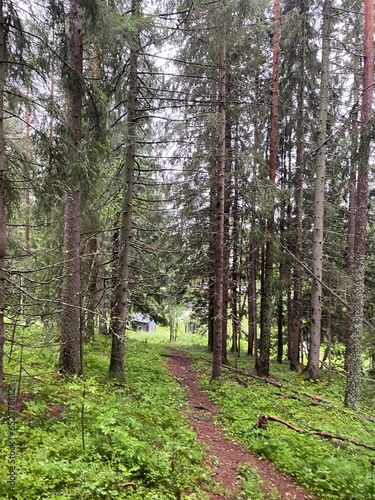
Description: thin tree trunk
231,139,240,359
277,262,284,364
257,0,280,377
24,96,31,254
59,0,83,375
248,218,257,357
97,249,107,335
344,0,374,410
0,0,6,403
211,38,227,380
345,41,360,370
290,3,306,371
248,66,261,360
208,163,216,352
109,0,139,380
308,0,331,380
85,236,98,340
222,168,230,365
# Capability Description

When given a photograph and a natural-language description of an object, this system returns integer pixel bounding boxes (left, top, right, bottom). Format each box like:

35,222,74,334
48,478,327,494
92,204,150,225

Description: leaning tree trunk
257,0,280,377
109,0,139,381
0,0,6,403
211,38,227,380
308,0,331,381
59,0,83,375
344,0,374,410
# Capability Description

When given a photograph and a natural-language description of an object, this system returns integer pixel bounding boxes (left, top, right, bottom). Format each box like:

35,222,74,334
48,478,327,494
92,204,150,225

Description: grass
2,322,375,499
0,325,212,499
169,333,375,500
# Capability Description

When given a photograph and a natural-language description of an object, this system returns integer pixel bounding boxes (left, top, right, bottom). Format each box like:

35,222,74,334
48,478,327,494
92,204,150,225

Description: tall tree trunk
208,161,216,352
211,38,227,380
223,90,233,364
344,0,374,410
257,0,280,377
248,67,261,360
222,161,230,365
0,0,6,403
109,0,139,380
345,37,361,370
290,2,306,371
59,0,83,375
24,96,31,254
308,0,331,380
231,139,240,359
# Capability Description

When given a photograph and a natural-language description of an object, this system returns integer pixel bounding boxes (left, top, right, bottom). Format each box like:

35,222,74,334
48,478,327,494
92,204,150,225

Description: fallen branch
228,365,375,424
258,415,375,451
223,364,329,403
120,482,136,490
273,392,305,402
161,353,186,359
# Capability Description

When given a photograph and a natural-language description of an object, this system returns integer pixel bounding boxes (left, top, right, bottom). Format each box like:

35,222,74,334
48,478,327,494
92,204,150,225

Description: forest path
166,348,317,500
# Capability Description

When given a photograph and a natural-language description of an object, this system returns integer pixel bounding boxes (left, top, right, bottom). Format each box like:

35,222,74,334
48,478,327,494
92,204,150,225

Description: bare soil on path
166,348,318,500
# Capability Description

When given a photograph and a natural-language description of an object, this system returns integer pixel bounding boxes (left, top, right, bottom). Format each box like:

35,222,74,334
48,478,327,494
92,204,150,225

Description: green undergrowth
180,344,375,500
0,328,212,499
236,464,279,500
3,324,375,499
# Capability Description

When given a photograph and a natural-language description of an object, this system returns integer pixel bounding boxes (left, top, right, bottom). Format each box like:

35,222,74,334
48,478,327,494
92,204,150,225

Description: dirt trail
166,348,317,500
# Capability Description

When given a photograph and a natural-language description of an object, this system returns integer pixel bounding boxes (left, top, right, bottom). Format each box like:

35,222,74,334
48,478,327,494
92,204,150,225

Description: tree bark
248,218,257,357
0,0,6,403
345,28,361,370
308,0,331,380
208,160,216,352
344,0,374,410
85,235,98,340
231,132,240,361
109,0,139,381
257,0,280,377
211,38,227,380
59,0,83,376
97,249,107,335
290,2,306,372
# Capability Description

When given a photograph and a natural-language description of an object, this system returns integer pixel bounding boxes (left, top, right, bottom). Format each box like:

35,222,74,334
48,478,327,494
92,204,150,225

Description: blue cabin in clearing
131,313,156,333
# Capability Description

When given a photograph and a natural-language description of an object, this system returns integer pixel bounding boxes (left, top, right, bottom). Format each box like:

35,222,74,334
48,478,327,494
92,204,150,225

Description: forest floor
166,348,317,500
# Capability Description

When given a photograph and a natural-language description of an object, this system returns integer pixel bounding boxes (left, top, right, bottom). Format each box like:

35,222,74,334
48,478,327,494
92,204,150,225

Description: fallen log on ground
257,414,375,451
226,364,375,424
223,364,329,403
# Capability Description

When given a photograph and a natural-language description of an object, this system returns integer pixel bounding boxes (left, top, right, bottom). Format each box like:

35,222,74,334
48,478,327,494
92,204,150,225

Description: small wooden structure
131,313,156,332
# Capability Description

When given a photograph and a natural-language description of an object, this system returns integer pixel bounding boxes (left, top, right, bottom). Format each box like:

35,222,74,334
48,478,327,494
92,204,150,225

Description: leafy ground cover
0,327,212,499
2,324,375,499
177,339,375,500
129,327,375,498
